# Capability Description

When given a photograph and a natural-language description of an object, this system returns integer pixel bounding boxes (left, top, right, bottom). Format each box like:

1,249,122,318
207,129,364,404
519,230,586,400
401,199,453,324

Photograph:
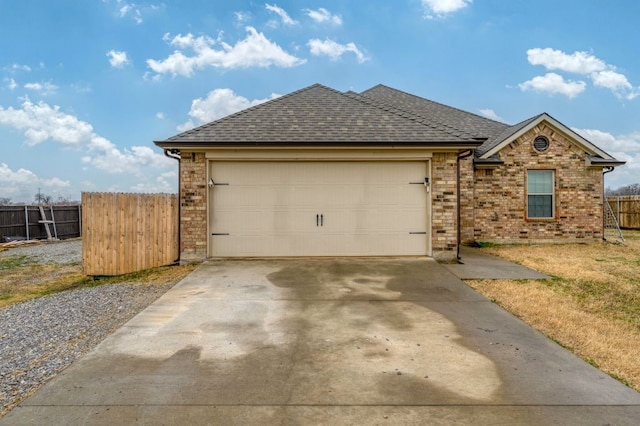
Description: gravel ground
0,240,175,416
0,239,82,265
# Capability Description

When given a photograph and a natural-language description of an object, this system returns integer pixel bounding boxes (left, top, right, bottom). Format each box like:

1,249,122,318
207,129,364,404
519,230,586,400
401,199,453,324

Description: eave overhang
154,140,486,151
473,157,504,169
586,155,626,168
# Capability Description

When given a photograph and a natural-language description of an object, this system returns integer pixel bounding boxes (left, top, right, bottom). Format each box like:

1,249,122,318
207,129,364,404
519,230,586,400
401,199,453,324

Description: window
527,170,554,218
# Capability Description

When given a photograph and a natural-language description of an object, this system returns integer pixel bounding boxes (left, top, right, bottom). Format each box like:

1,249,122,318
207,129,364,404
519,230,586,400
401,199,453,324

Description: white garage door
209,161,429,257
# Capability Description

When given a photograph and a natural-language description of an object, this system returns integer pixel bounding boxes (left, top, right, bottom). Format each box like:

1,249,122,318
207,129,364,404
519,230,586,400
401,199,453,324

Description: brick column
179,152,208,263
431,152,458,261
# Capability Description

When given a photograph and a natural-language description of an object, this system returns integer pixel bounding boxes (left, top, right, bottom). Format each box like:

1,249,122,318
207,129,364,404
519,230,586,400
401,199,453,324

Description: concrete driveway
3,259,639,425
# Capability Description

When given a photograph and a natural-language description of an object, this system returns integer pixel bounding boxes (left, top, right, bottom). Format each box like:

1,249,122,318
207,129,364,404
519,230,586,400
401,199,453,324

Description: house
154,84,624,263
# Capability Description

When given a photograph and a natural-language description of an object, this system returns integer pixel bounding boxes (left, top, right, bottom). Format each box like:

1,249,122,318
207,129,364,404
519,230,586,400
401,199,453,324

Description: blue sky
1,0,639,203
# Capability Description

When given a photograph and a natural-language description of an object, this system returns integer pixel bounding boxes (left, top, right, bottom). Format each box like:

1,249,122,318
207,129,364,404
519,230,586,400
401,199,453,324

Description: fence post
24,205,29,240
617,196,621,225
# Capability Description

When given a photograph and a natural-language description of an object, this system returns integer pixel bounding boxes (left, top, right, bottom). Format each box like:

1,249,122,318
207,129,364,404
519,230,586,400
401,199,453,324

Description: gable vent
533,136,549,152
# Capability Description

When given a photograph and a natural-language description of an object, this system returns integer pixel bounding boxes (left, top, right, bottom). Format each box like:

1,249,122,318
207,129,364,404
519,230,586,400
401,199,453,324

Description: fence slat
81,192,178,276
606,196,640,229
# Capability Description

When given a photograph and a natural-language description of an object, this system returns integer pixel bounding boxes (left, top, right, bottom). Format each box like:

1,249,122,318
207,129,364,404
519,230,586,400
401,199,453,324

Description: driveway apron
2,259,639,425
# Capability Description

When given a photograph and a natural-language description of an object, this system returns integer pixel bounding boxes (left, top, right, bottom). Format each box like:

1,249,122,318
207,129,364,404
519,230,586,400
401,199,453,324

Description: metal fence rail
0,204,82,241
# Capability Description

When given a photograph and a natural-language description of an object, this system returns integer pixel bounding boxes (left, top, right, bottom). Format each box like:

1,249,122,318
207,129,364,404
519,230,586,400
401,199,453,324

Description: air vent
533,136,549,152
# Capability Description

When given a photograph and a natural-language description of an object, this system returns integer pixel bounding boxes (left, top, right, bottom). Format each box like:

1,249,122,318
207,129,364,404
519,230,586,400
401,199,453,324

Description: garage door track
2,259,639,425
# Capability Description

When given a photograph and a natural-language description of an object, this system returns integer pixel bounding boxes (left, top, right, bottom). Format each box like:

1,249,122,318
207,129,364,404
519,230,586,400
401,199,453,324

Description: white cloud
308,39,368,63
4,63,31,73
573,127,640,188
71,83,92,93
147,27,305,77
590,70,639,100
0,163,70,200
106,50,130,68
119,3,143,24
422,0,472,18
130,170,176,193
573,128,640,154
43,177,71,188
178,88,281,131
234,11,251,25
525,47,639,100
82,143,170,174
24,81,58,95
0,99,171,175
478,109,503,122
5,78,17,90
156,112,165,120
527,48,606,74
0,163,38,186
108,1,163,25
304,7,342,25
265,3,297,25
0,99,92,146
518,72,586,98
590,70,631,91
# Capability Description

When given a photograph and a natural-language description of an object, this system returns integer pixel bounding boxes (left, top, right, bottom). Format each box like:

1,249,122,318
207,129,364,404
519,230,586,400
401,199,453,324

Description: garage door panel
209,162,428,257
326,208,426,231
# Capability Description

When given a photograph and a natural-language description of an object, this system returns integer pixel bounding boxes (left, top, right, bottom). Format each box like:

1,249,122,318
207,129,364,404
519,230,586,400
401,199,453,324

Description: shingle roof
475,114,544,156
359,84,509,141
155,83,619,165
156,84,487,145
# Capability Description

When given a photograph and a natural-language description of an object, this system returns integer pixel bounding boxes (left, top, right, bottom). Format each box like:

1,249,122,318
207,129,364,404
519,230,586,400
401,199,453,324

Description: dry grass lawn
467,230,640,391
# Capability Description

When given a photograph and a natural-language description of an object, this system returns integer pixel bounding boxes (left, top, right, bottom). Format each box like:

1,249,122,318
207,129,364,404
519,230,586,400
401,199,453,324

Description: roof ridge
353,89,478,139
363,84,507,126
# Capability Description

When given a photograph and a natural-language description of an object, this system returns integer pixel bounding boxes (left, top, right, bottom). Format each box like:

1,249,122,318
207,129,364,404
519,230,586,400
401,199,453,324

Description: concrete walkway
2,259,639,425
443,246,549,280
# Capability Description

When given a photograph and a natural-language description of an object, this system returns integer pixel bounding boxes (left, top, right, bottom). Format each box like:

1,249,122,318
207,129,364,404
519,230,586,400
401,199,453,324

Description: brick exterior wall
459,155,475,243
176,130,603,262
431,152,459,261
470,123,604,244
179,152,208,262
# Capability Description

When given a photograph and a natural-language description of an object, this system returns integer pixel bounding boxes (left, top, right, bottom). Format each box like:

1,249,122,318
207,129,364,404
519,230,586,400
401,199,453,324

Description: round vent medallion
533,136,549,152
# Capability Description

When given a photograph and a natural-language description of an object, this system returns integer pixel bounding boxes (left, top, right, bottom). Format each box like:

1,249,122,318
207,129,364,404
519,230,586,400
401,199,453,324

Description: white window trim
527,170,555,219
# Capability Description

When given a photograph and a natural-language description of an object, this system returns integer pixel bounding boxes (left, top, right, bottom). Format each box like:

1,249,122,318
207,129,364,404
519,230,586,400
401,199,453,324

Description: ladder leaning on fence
604,199,624,241
38,205,58,241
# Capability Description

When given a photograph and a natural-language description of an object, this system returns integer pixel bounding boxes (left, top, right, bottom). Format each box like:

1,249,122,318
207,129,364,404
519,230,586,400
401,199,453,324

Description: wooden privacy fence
0,204,82,242
82,192,178,276
607,196,640,230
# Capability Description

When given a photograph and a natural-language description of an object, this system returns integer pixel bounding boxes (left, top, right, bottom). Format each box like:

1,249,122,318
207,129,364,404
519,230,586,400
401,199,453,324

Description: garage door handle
316,214,319,226
321,214,324,226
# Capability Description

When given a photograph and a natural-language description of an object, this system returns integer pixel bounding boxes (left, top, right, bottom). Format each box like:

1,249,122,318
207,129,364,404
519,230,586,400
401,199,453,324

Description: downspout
602,166,614,241
164,149,181,263
457,149,474,261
